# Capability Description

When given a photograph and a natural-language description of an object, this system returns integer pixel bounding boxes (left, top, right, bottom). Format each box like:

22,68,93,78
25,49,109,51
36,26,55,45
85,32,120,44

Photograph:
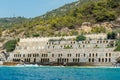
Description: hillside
0,0,120,38
0,17,28,28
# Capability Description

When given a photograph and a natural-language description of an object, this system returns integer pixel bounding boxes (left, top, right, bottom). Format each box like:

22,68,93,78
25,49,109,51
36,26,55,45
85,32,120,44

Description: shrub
76,35,86,41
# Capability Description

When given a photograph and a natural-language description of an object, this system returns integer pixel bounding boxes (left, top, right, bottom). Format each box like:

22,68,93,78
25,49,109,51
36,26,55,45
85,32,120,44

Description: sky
0,0,78,18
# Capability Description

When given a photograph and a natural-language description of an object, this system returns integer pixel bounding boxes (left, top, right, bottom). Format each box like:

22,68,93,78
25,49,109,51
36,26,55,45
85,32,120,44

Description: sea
0,66,120,80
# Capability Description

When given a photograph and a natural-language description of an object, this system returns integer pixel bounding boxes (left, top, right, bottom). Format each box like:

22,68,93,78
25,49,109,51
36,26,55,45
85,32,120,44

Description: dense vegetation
3,39,18,52
0,0,120,37
0,17,28,28
114,38,120,51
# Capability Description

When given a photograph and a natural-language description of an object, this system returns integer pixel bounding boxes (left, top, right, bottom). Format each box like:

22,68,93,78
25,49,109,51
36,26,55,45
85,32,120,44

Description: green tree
114,38,120,51
107,32,117,39
76,35,86,41
32,33,39,37
3,39,18,52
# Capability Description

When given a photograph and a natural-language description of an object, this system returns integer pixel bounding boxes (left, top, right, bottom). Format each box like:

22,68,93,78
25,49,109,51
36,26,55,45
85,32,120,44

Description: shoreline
0,64,119,68
2,62,118,67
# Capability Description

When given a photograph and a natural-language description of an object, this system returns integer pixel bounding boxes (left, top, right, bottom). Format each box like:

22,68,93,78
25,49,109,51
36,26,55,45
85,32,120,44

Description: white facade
7,34,120,66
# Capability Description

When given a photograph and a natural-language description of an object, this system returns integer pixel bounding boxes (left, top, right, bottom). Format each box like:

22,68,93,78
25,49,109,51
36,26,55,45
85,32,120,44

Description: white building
7,34,120,66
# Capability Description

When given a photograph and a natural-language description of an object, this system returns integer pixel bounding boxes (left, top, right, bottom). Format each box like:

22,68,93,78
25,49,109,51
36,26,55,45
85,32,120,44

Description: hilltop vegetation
0,0,120,38
0,17,28,28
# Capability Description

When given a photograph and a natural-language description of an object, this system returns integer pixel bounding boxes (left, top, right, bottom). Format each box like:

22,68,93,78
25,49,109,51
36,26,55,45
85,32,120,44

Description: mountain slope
0,0,120,38
0,17,28,28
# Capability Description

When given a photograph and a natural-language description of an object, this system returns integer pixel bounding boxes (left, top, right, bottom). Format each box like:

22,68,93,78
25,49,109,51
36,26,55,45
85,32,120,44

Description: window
23,54,25,57
102,58,104,62
14,54,15,57
46,54,48,57
105,58,107,62
83,45,85,48
66,58,69,63
76,54,77,57
92,58,94,62
82,41,84,44
103,41,105,43
106,41,108,43
97,41,99,43
19,54,21,57
73,42,75,44
109,58,111,62
89,58,91,62
53,46,55,48
96,53,98,57
42,54,48,57
48,46,50,48
37,54,39,57
42,54,43,57
33,54,34,57
88,41,90,44
67,54,72,57
106,53,108,57
89,54,91,57
76,54,80,57
58,54,62,57
73,58,79,62
93,54,94,57
109,53,111,57
98,58,101,62
52,42,54,45
78,54,80,57
73,58,75,62
41,58,49,63
52,54,54,57
84,54,86,57
96,45,98,47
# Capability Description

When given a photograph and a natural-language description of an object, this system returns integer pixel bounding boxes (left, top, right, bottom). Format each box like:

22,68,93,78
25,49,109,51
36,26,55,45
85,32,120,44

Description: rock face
81,22,113,33
111,17,120,27
81,22,92,33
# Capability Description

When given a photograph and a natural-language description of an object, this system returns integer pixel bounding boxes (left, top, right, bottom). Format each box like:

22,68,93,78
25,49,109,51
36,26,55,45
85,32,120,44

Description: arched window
96,53,98,57
89,54,91,57
93,54,94,57
98,58,101,62
102,58,104,62
106,53,108,57
89,58,91,62
105,58,107,62
109,53,111,57
92,58,94,62
109,58,111,62
84,54,86,57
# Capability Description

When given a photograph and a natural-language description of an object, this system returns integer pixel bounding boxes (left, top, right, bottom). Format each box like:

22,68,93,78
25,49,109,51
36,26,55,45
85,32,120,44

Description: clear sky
0,0,78,18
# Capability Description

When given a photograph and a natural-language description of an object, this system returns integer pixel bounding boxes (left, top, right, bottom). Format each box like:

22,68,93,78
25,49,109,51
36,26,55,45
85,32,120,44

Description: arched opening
34,58,36,63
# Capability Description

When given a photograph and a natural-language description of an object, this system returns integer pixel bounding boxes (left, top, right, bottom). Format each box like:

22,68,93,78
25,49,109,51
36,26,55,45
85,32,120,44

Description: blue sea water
0,66,120,80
